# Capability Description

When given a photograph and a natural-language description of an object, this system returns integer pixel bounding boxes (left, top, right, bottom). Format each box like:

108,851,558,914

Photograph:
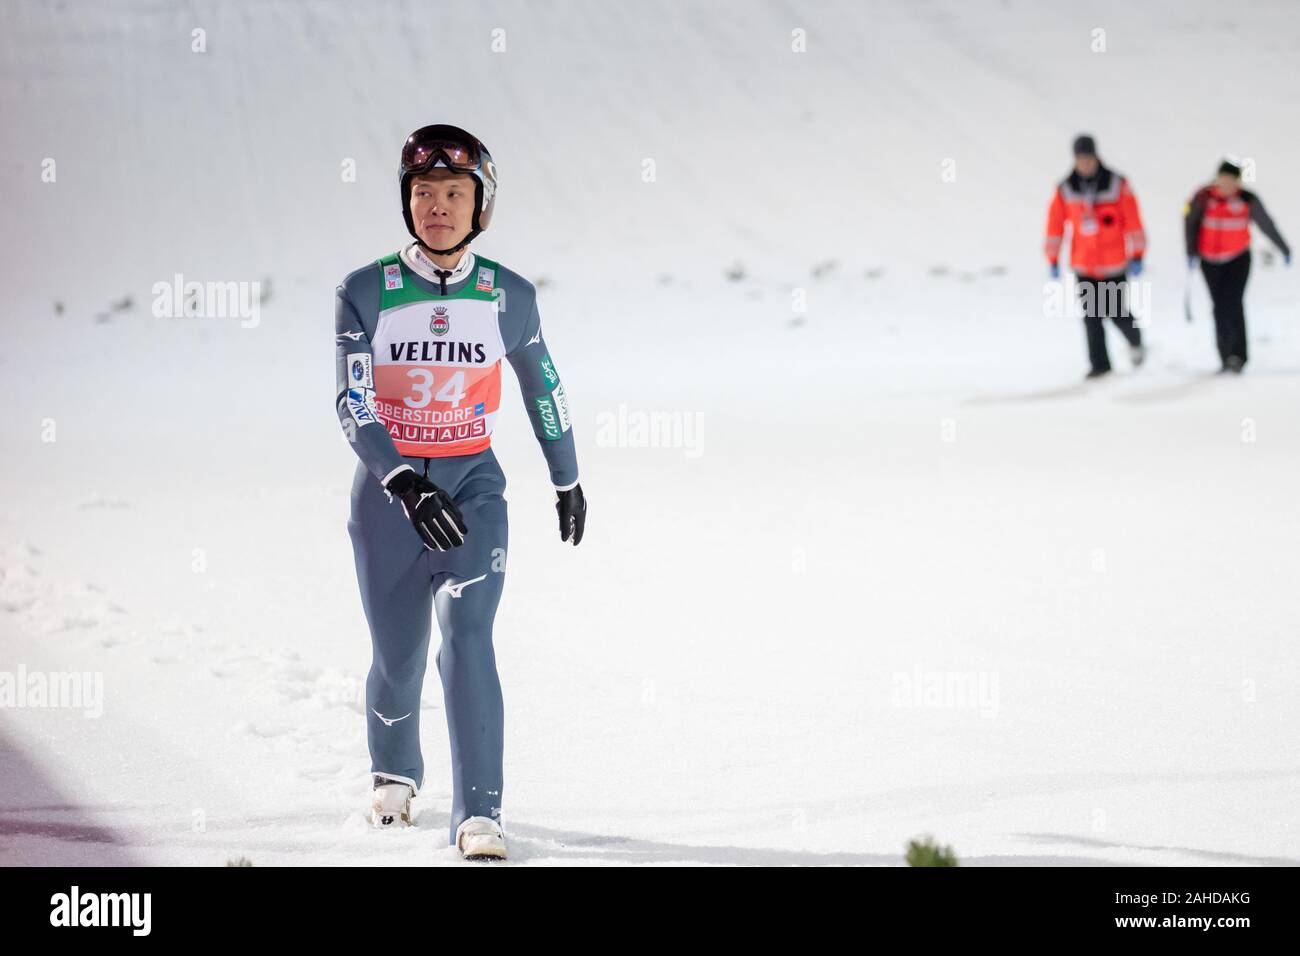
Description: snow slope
1,0,1298,865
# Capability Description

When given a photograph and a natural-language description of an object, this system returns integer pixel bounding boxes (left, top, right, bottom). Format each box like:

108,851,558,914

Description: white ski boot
456,816,507,860
370,775,413,828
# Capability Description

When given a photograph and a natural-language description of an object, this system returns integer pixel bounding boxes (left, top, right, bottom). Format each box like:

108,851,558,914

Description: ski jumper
335,243,579,844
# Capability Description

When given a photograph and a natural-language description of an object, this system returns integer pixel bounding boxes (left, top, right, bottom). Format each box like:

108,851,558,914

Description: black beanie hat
1217,158,1243,178
1073,134,1097,156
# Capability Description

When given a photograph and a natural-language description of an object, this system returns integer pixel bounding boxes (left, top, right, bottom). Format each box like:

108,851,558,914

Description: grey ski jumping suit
335,243,578,843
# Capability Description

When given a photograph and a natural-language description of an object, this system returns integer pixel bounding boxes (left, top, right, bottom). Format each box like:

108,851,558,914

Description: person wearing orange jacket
1045,135,1148,379
1184,158,1291,374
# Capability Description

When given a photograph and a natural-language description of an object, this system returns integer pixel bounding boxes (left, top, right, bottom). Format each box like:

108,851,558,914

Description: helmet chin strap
413,228,479,258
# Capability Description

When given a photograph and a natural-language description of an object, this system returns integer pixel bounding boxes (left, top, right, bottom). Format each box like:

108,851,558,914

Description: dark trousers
1200,250,1251,366
1076,272,1141,373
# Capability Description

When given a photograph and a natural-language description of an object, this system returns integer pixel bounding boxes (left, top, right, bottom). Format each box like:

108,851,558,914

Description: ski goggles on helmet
400,126,485,174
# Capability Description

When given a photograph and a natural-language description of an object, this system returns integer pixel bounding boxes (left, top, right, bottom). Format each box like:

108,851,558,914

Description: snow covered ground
2,0,1298,865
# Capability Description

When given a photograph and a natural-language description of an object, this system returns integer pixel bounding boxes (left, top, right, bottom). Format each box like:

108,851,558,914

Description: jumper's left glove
1128,258,1144,277
556,484,587,546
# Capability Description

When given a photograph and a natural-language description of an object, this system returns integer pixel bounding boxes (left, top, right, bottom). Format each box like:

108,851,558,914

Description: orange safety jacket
1184,185,1290,264
1045,165,1146,279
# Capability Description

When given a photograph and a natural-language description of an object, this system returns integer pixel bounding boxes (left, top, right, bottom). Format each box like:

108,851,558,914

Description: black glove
384,468,468,551
556,484,586,546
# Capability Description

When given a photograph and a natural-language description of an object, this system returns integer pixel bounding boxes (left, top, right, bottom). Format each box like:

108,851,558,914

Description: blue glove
1048,262,1060,280
1188,256,1199,271
1128,259,1144,277
1286,254,1292,267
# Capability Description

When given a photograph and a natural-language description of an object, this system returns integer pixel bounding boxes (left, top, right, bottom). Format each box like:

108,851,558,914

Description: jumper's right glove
384,468,468,551
1188,255,1199,271
1048,262,1060,280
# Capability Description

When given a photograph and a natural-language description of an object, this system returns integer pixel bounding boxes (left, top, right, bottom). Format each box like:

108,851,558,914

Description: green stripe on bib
376,251,500,310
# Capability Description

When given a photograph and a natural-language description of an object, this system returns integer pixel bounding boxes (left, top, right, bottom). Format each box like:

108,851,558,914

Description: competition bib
370,252,505,457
